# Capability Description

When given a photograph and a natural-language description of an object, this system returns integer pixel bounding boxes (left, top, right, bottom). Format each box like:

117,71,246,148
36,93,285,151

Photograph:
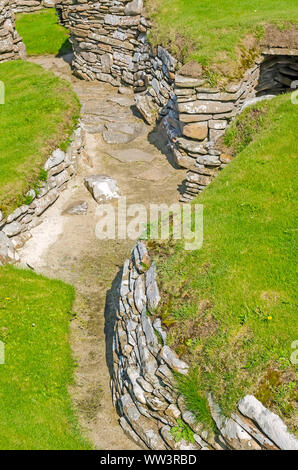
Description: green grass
0,60,80,216
0,266,91,449
16,8,71,56
146,0,298,84
151,93,298,432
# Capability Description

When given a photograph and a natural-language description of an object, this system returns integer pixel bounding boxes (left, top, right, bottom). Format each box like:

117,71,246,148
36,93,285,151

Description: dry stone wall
112,240,298,450
65,0,151,87
0,126,85,265
65,1,177,101
66,2,298,203
55,0,70,27
0,0,26,63
138,53,298,203
11,0,55,13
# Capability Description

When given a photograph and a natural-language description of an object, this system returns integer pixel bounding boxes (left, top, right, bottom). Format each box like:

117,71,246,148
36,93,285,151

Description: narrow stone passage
19,55,186,450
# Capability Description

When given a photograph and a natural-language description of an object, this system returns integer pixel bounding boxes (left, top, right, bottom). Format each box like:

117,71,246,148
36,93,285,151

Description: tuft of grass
0,60,80,216
145,0,298,84
0,266,91,450
175,369,216,432
153,93,298,431
16,8,71,56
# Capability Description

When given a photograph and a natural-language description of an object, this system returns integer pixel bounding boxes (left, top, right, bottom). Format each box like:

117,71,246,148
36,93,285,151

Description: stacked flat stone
55,0,71,27
11,0,55,13
112,239,298,450
171,65,260,202
163,56,294,202
0,126,85,265
66,0,151,87
135,45,178,124
0,0,26,63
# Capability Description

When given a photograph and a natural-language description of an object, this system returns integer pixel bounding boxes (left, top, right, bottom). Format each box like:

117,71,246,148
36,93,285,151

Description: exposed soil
19,55,186,450
179,61,203,78
261,25,298,50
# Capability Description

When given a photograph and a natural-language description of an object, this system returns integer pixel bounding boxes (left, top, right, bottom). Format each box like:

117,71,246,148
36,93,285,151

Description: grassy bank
16,8,71,56
0,60,80,216
0,266,91,449
146,0,298,84
150,93,298,432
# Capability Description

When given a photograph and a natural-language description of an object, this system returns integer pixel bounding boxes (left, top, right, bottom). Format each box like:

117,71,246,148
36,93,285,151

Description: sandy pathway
19,55,186,450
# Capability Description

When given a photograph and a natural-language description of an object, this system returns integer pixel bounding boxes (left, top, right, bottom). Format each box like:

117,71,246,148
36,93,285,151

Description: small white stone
84,175,120,203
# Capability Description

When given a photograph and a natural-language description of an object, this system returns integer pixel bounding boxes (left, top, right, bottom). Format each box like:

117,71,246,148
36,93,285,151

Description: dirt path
19,55,186,450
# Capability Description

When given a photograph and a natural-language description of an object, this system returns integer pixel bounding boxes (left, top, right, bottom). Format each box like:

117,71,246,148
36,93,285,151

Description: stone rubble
0,0,26,63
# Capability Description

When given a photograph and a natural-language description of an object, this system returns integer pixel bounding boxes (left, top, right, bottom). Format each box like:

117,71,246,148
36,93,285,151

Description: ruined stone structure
55,3,298,447
65,0,151,87
0,0,26,63
66,1,298,202
55,0,71,27
0,126,84,265
111,240,298,450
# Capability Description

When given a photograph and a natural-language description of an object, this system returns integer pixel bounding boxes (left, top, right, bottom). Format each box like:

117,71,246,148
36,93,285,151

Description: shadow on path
104,267,123,380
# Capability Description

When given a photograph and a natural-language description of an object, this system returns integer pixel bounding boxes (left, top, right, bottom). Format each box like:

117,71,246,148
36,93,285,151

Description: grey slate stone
208,394,261,450
238,395,298,450
0,231,17,265
145,263,161,312
44,149,65,171
64,201,88,215
134,275,146,313
2,221,22,237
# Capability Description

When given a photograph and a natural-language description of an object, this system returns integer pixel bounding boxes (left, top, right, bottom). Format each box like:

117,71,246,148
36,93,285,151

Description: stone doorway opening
256,55,298,96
